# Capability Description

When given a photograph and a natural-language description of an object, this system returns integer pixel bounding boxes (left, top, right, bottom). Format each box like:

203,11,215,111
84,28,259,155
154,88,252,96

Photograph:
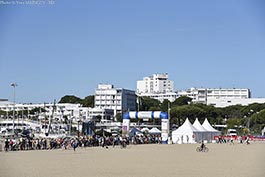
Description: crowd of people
216,135,250,145
2,134,163,152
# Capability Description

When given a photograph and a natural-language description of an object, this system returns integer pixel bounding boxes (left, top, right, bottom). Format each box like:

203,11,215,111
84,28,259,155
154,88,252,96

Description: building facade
137,73,174,94
137,92,177,103
137,73,176,102
0,102,90,123
177,87,252,105
94,84,136,116
88,107,114,122
207,97,265,107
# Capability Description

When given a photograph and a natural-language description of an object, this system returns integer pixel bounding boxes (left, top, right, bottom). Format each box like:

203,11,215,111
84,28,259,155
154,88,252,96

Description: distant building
137,73,177,102
88,107,114,122
207,97,265,107
177,88,251,104
177,88,207,104
0,102,90,122
137,92,177,103
137,73,174,93
94,84,136,116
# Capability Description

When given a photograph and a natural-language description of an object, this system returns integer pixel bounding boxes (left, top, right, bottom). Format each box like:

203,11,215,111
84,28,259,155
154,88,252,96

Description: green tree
172,96,192,106
139,97,160,111
82,95,94,107
59,95,83,104
250,109,265,134
170,105,205,126
160,99,170,112
226,118,241,129
221,105,244,119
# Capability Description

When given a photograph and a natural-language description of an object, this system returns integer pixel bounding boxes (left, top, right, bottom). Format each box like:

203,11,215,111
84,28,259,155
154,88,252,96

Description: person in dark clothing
200,140,205,150
4,139,9,152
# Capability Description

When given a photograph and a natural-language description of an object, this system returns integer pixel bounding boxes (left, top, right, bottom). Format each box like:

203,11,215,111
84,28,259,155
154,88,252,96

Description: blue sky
0,0,265,103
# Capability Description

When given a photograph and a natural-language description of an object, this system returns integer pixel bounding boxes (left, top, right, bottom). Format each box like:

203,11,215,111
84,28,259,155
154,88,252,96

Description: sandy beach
1,142,264,177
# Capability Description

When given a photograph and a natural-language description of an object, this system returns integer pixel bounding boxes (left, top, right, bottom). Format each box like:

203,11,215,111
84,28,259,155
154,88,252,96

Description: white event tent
202,118,221,142
172,118,202,144
149,127,161,134
193,118,211,142
141,127,150,133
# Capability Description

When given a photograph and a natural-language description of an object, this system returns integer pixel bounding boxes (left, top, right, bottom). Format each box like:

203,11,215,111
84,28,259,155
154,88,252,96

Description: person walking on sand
245,136,250,145
230,136,234,145
4,139,9,152
73,138,78,151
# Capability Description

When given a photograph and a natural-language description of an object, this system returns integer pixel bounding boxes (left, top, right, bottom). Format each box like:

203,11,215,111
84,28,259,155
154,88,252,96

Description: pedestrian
4,139,9,152
238,136,243,144
245,136,250,145
73,138,78,151
230,136,234,145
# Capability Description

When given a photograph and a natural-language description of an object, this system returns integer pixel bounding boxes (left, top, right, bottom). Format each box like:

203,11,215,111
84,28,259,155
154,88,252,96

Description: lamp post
11,83,18,135
254,112,259,134
247,109,254,132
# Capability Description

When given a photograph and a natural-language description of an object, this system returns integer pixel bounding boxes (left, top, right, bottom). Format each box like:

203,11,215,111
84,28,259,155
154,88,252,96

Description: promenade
1,142,264,177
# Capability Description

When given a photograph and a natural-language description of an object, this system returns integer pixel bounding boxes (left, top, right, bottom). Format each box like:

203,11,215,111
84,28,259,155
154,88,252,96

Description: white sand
0,142,264,177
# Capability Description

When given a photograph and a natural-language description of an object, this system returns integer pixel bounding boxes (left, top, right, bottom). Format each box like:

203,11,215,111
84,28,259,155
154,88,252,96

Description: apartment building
94,84,136,116
177,87,251,105
137,73,174,94
137,73,176,102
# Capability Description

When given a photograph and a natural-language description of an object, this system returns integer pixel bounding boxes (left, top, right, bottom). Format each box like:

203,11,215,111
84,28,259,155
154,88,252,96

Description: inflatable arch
122,111,169,144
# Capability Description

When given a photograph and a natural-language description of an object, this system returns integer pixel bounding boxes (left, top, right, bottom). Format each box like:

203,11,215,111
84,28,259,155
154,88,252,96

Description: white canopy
202,118,221,141
172,118,201,144
193,118,211,142
149,127,161,134
193,118,207,131
141,127,150,133
202,118,219,132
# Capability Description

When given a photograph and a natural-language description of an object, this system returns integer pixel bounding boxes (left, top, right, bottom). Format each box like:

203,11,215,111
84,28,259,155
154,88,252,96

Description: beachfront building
177,88,208,104
94,84,136,117
137,73,177,102
207,97,265,108
177,88,252,105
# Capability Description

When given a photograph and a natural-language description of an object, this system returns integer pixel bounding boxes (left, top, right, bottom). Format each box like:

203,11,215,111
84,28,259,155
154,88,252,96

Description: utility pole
11,83,18,135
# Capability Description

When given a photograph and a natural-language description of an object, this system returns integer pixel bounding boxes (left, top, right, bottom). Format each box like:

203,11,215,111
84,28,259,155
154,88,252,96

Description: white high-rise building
94,84,136,116
137,73,176,102
137,73,174,94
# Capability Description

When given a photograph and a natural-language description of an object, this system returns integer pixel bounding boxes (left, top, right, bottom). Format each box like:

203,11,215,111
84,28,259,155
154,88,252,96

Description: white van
227,129,237,136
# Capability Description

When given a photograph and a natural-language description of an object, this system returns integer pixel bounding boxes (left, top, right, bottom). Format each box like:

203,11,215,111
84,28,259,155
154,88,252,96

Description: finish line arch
122,111,169,144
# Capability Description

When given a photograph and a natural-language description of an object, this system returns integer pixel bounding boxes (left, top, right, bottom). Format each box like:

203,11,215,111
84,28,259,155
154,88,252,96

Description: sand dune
1,142,264,177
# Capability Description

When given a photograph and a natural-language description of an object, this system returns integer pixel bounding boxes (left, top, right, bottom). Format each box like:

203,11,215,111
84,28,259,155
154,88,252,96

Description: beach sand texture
1,142,264,177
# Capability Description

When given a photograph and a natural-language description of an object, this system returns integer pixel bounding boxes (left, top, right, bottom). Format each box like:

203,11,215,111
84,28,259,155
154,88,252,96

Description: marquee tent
141,127,150,133
202,118,221,141
149,127,161,134
193,118,211,142
172,118,201,144
129,127,143,137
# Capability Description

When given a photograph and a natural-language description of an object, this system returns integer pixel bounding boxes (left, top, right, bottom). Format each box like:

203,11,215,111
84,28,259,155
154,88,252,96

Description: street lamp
11,83,18,135
247,109,254,131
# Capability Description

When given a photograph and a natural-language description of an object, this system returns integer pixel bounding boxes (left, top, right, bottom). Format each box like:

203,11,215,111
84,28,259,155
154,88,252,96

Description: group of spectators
216,135,250,144
2,133,162,152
